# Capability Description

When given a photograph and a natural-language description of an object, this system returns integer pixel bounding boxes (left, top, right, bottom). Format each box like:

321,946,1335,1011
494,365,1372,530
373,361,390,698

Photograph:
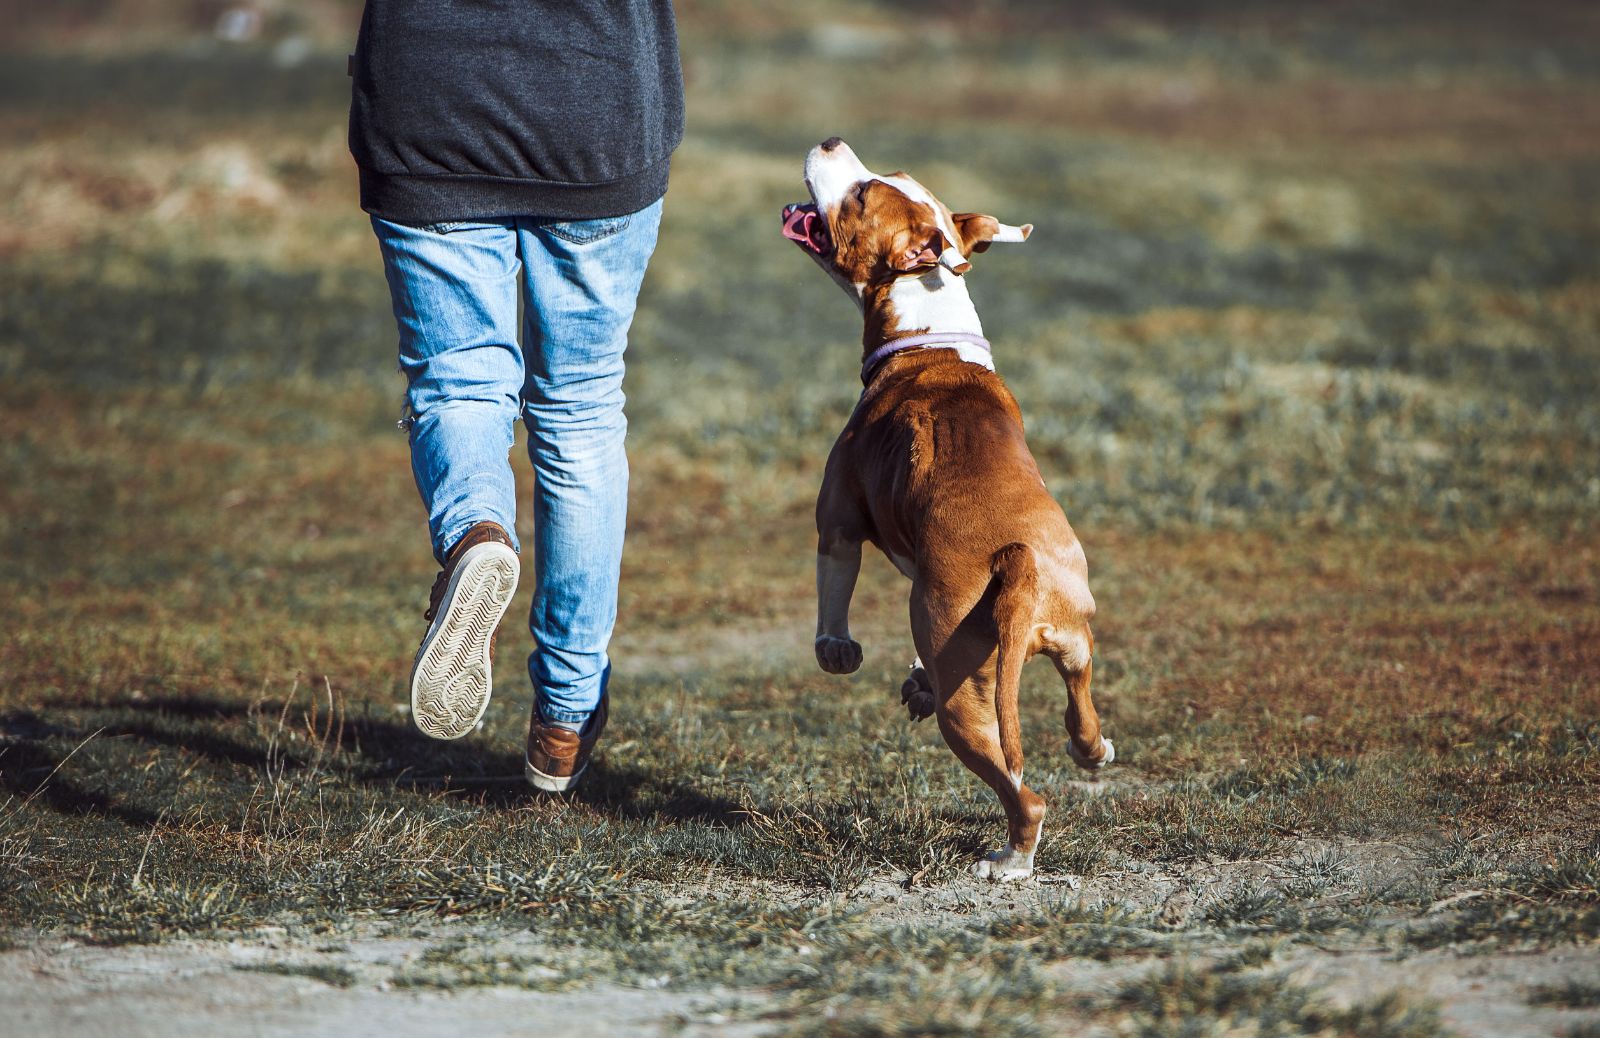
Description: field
2,1,1599,1035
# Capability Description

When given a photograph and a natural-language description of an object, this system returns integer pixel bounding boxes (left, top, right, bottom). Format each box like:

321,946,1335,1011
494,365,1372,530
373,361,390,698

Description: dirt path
1276,945,1600,1038
3,924,777,1038
7,885,1596,1038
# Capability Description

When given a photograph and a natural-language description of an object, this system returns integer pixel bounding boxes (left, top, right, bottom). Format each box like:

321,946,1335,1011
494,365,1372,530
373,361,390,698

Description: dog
781,138,1114,881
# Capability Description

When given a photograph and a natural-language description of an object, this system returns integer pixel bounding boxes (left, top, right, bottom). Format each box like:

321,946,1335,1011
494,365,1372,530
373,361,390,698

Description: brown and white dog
782,138,1114,881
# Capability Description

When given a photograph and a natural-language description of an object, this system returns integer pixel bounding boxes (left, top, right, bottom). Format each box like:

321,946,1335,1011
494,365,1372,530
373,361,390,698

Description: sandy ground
3,924,776,1038
1280,945,1600,1038
6,874,1597,1038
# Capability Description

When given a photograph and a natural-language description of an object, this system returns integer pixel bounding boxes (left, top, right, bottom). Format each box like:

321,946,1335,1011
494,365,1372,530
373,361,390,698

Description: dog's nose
819,136,845,153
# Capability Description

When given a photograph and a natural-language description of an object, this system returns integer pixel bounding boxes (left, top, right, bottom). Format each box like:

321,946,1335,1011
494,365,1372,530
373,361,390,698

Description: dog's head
781,137,1031,303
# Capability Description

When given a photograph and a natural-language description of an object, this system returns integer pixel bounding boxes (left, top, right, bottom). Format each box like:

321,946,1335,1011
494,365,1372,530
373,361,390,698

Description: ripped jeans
371,199,663,725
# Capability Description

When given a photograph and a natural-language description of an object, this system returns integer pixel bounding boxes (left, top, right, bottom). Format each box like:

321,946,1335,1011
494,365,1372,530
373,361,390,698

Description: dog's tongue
781,202,829,254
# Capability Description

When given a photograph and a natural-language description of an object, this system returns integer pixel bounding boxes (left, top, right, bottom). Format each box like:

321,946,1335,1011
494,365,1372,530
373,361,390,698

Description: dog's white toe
974,845,1035,883
1068,735,1114,771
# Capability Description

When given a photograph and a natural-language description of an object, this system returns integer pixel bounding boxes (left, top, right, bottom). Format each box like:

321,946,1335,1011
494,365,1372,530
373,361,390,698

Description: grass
1405,840,1600,950
1113,962,1447,1038
3,0,1600,1032
237,960,359,988
1528,979,1600,1009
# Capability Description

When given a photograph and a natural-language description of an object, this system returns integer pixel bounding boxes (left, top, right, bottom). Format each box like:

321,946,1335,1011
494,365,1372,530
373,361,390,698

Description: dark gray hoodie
348,1,683,224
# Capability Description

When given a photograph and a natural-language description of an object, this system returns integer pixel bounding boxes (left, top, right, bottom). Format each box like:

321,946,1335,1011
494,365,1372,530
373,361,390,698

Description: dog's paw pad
815,636,863,674
900,665,935,721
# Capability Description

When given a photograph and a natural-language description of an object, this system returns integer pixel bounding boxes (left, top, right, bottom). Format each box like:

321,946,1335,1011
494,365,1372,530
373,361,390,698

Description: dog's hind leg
901,591,937,721
936,664,1046,882
1047,625,1114,770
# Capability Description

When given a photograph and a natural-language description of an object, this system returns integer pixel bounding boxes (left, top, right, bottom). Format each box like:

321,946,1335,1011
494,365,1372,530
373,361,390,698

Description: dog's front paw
815,635,863,674
1067,735,1115,771
900,662,935,721
973,845,1035,883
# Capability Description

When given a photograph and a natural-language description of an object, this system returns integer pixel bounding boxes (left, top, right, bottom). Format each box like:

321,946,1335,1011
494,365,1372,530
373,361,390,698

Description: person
347,1,684,791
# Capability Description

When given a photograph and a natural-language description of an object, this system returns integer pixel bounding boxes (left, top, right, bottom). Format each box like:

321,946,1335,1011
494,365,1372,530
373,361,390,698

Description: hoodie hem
359,156,672,225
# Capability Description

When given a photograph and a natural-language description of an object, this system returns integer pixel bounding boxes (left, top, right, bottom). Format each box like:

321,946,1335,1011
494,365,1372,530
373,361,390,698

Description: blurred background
1,0,1597,695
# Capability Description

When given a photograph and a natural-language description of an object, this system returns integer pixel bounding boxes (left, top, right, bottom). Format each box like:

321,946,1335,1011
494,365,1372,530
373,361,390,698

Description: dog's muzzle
782,202,831,256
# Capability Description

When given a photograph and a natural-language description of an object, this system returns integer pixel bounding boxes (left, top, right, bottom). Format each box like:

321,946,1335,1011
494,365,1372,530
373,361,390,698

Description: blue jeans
372,199,662,725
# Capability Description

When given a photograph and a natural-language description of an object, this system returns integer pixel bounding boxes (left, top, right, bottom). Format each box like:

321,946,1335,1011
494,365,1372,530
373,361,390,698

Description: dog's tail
991,542,1038,779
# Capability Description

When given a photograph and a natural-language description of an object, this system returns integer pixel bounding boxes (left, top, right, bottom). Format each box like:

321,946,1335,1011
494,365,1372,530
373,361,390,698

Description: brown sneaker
409,521,519,740
525,696,608,792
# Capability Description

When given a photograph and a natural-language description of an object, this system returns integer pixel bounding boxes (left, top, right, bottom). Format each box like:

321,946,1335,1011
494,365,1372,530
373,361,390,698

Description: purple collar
860,332,992,384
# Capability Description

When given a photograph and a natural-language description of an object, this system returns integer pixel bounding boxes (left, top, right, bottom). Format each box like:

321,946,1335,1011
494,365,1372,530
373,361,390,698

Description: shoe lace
423,568,449,623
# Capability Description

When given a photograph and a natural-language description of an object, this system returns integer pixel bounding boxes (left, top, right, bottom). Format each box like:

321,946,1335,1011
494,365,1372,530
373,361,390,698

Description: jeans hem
436,516,522,564
537,703,600,725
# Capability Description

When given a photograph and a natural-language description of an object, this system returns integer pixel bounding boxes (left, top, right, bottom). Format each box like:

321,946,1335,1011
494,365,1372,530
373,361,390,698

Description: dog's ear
953,212,1033,256
890,225,953,273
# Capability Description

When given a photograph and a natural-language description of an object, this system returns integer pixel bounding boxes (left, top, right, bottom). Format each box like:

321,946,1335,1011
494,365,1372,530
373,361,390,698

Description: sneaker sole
410,542,519,740
524,758,588,793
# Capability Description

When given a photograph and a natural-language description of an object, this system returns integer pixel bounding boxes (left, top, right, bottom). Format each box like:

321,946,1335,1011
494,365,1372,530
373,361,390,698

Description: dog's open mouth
781,202,831,256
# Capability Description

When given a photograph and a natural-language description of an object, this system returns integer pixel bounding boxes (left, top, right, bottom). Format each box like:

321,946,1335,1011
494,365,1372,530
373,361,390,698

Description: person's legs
372,217,524,560
373,217,525,739
516,199,664,731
